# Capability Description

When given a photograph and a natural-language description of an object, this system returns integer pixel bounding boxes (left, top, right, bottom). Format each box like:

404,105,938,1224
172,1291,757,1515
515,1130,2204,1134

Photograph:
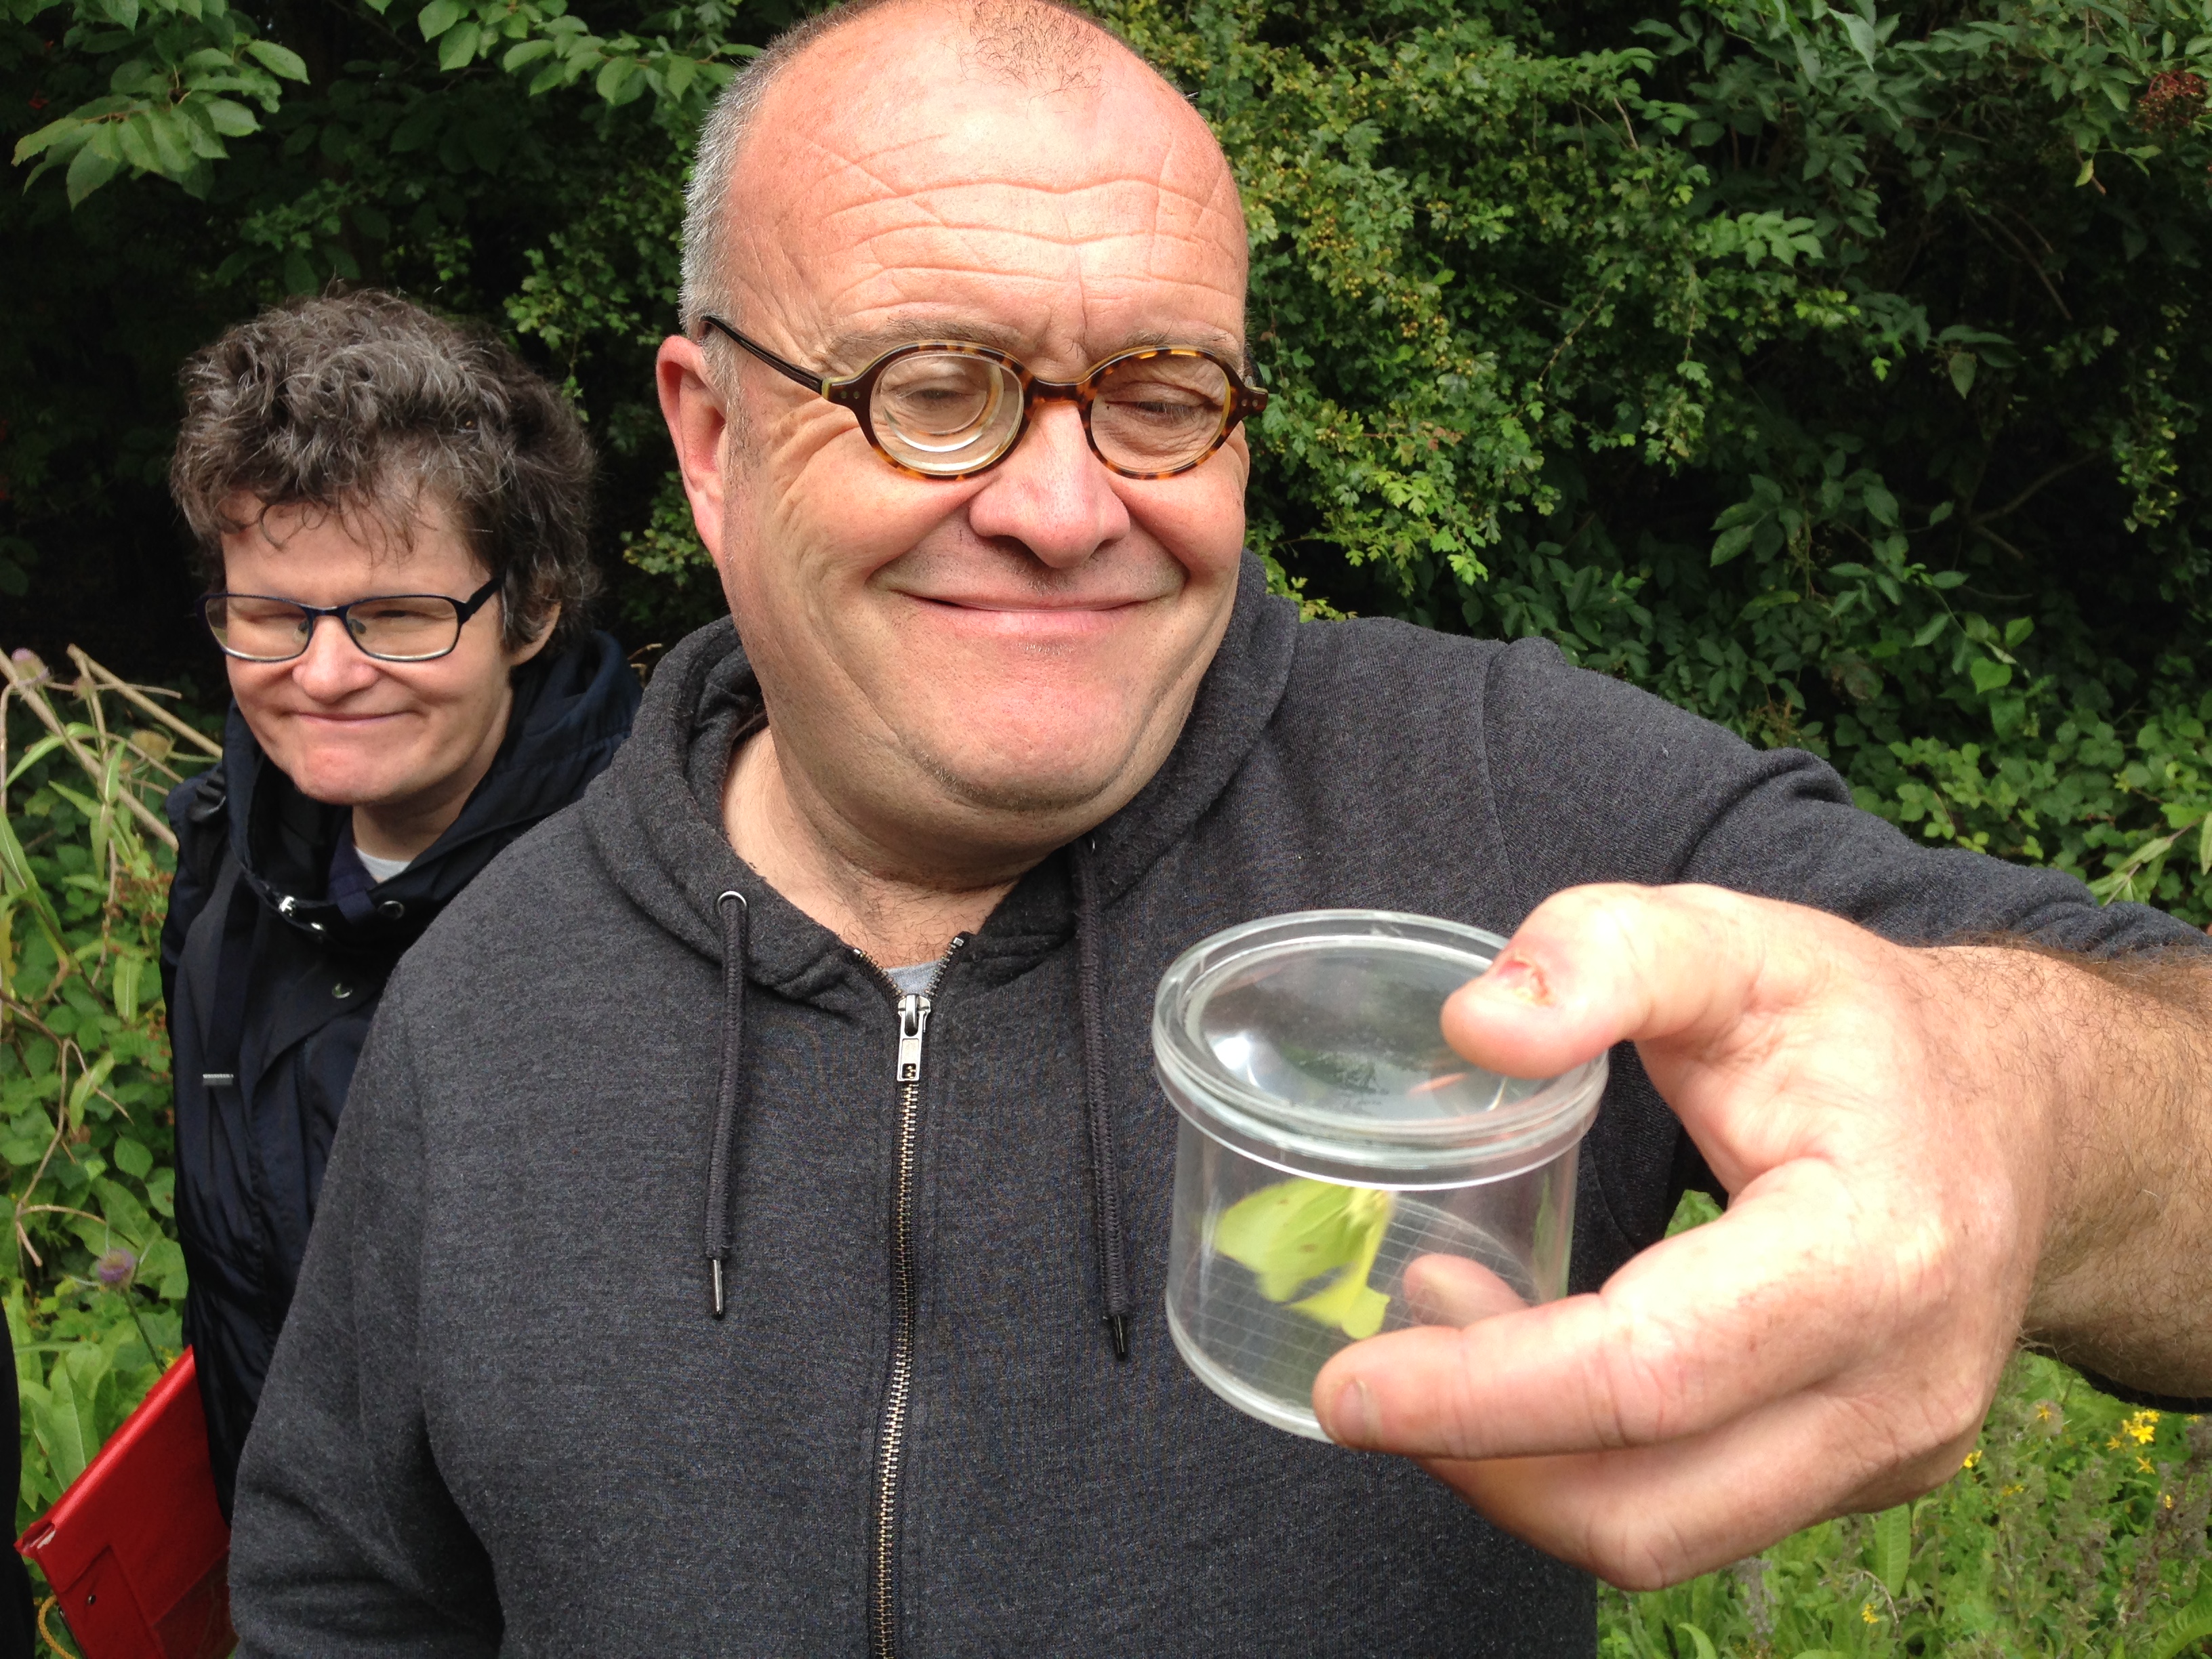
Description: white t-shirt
355,847,413,886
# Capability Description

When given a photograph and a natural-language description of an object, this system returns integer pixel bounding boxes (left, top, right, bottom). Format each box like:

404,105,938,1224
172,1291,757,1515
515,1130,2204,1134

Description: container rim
1152,909,1607,1176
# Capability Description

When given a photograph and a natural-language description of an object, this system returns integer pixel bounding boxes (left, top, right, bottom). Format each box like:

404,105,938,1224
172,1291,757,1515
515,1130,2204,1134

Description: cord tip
710,1257,726,1319
1107,1312,1130,1361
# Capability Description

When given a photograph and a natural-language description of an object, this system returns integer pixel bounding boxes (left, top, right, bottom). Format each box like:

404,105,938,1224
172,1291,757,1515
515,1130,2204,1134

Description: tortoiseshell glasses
699,314,1268,482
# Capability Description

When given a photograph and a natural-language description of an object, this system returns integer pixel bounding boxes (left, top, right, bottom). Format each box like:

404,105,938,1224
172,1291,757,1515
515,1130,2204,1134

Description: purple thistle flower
94,1247,137,1288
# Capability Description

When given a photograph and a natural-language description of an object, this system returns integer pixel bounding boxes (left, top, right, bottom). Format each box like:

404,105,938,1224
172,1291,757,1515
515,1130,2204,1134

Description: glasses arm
699,315,826,394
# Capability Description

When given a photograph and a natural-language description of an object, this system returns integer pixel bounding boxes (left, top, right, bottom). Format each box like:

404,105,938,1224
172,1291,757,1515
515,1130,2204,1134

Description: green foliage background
7,0,2212,1648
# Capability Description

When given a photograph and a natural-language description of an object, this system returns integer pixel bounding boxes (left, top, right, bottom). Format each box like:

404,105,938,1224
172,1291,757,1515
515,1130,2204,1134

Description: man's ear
656,335,733,565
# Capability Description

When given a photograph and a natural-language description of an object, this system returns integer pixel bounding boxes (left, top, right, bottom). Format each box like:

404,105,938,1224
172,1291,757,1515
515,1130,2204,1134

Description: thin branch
66,647,222,758
1975,455,2095,527
1959,202,2073,321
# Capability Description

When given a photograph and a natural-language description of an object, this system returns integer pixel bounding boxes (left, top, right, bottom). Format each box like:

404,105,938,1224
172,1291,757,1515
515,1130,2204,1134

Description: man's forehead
726,2,1247,360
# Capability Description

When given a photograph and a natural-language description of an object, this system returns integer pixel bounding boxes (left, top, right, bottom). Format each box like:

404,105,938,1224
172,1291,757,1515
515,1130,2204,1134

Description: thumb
1444,884,1790,1079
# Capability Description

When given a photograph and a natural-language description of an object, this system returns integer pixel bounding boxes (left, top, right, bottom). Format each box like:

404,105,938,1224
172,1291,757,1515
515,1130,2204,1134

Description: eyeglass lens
207,595,467,663
869,351,1234,477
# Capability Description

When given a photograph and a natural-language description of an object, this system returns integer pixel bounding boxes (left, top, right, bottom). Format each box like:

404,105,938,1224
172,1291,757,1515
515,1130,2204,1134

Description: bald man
230,2,2212,1653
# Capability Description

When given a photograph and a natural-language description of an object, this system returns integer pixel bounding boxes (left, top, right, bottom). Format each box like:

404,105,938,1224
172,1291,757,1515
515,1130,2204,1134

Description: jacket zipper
867,936,966,1659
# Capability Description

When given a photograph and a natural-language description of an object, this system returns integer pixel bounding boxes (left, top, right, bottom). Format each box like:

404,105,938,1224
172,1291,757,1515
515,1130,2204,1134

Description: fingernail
1481,953,1552,1004
1324,1376,1378,1446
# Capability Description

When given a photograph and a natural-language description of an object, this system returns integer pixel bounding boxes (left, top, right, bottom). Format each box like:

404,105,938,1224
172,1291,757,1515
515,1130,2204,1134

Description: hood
579,552,1300,977
218,629,641,954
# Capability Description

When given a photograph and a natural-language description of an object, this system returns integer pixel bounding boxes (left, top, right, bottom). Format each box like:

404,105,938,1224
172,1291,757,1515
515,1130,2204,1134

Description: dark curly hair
170,291,600,651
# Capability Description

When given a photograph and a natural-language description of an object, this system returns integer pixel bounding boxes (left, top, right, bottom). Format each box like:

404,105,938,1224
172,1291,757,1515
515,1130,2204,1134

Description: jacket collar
222,630,642,949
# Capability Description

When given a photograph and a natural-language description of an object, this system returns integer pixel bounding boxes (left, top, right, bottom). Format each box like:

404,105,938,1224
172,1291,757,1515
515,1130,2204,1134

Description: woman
159,291,640,1514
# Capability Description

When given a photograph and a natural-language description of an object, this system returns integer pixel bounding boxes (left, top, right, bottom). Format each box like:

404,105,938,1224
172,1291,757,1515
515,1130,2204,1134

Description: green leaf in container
1215,1177,1394,1339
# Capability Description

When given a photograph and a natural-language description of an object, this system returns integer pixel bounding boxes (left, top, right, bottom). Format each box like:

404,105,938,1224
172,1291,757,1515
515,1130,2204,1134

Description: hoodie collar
581,553,1299,986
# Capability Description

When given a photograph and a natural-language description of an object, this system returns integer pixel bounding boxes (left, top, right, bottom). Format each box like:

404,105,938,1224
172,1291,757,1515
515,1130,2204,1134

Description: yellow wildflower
1861,1602,1879,1626
2125,1410,2160,1445
2001,1482,2025,1497
1963,1449,1983,1470
2139,1455,2155,1474
2164,1492,2177,1510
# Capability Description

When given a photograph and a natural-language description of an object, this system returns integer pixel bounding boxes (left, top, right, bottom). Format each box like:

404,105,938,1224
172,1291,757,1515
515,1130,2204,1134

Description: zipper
867,935,966,1659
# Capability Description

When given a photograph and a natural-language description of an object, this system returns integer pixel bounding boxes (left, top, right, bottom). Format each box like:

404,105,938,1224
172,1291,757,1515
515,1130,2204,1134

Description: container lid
1152,910,1607,1187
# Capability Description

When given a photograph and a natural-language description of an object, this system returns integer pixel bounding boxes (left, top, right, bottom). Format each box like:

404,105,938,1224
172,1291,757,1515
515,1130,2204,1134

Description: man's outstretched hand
1310,883,2212,1590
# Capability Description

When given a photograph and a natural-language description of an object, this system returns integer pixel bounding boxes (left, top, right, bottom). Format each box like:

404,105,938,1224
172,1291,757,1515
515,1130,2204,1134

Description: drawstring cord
700,865,1130,1360
704,889,750,1317
1071,840,1132,1361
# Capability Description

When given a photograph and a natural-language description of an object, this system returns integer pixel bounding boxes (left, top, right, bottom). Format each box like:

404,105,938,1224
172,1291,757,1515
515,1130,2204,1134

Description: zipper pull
896,994,931,1084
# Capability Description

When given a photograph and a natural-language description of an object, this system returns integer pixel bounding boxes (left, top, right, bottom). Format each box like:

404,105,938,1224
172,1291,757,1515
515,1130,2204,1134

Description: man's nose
961,400,1131,567
291,615,382,699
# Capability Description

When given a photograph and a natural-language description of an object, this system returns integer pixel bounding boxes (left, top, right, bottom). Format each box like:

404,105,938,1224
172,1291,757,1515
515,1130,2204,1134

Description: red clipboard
16,1347,235,1659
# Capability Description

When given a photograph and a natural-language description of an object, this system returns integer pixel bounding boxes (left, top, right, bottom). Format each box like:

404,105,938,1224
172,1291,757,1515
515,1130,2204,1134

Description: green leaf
1839,12,1878,68
142,108,194,173
64,138,122,205
416,0,461,35
2144,1587,2212,1659
1948,351,1978,397
112,1136,152,1179
13,115,85,165
1872,1502,1911,1595
1912,615,1948,649
1215,1176,1395,1338
1969,657,2013,695
1711,523,1756,567
438,19,480,69
595,56,640,102
108,951,142,1021
244,39,308,81
502,37,553,69
201,95,258,136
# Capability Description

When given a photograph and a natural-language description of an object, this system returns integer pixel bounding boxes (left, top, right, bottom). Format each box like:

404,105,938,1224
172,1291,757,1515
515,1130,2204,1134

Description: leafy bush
0,650,212,1532
1098,0,2212,920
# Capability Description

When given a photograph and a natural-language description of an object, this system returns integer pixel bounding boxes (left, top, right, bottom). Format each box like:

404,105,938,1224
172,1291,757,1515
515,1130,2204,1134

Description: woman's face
218,497,550,843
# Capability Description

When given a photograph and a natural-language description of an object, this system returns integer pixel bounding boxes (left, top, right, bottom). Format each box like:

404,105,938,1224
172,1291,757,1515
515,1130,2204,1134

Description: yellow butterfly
1214,1177,1395,1340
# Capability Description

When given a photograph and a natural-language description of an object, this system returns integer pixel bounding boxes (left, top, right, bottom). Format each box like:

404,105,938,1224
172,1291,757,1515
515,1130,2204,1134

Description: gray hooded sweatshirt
231,557,2201,1656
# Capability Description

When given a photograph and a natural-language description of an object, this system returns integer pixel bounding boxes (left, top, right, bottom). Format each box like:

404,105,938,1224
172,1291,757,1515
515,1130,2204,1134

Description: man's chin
912,738,1147,823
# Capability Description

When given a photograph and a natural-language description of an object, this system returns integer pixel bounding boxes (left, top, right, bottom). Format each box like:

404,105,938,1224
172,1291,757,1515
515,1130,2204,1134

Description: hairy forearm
1999,943,2212,1394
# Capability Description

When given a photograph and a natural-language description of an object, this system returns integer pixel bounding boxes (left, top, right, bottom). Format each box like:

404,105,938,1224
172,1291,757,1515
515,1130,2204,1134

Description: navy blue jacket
159,632,638,1515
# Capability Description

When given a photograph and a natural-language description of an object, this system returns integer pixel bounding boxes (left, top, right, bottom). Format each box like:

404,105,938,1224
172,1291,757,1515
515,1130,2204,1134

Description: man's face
659,7,1252,865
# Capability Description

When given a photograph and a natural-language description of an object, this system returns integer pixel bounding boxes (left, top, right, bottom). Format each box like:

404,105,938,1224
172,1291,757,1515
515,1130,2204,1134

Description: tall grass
0,649,213,1534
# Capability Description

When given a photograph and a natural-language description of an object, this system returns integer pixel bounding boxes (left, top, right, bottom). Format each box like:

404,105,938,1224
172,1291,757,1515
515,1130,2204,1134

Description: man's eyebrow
817,317,1249,373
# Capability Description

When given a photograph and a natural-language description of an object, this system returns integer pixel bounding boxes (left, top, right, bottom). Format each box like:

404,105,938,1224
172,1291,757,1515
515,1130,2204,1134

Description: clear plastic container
1155,910,1608,1440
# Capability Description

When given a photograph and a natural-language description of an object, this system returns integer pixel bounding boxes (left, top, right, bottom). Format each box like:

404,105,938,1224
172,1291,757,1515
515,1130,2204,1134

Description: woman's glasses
200,575,501,663
699,316,1268,482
